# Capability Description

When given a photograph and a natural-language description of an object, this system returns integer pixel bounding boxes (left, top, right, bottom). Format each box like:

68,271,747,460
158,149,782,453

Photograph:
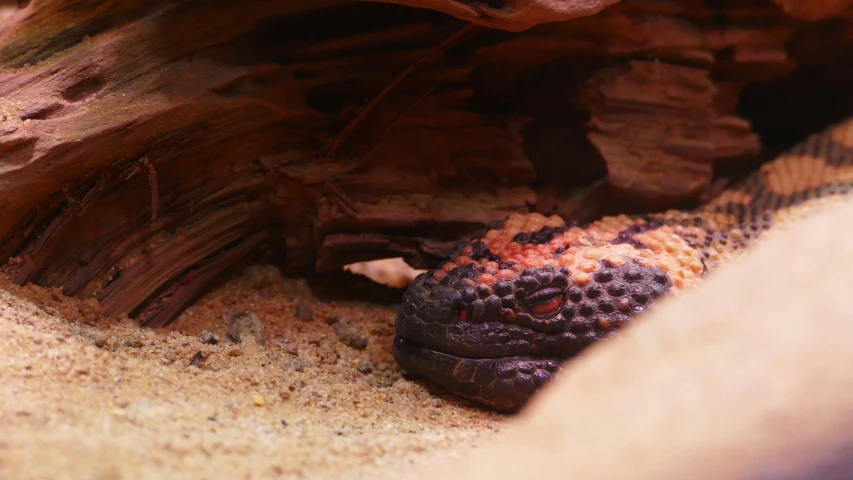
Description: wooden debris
1,0,852,325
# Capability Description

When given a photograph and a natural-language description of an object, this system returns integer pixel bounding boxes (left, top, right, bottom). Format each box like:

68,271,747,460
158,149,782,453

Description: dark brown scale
488,219,506,230
567,288,583,303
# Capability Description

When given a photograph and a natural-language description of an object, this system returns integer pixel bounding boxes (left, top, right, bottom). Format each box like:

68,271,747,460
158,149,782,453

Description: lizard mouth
391,335,560,412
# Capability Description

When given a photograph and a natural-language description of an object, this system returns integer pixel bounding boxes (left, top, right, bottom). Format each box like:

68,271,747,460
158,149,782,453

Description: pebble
252,394,266,407
295,301,314,322
199,330,219,345
227,311,265,345
190,351,205,367
92,332,108,348
326,315,368,350
242,265,280,289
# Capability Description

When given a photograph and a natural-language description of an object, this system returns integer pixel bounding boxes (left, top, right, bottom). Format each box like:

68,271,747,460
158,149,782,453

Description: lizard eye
532,295,564,316
526,287,565,318
454,307,469,322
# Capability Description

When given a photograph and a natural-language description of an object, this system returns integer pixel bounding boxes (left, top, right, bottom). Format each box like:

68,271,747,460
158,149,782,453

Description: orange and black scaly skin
393,118,853,412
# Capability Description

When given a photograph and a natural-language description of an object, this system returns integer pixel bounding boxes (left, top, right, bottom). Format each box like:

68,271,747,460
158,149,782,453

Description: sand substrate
0,266,506,479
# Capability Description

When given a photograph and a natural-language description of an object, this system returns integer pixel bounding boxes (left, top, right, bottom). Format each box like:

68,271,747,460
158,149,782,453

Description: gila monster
392,117,853,412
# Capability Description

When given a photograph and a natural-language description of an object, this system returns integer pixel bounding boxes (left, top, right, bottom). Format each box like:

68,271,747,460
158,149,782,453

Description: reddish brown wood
370,0,619,32
775,0,853,20
1,0,852,326
577,60,760,206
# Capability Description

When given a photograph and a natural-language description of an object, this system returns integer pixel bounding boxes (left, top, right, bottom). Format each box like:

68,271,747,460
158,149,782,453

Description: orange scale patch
533,245,554,259
454,256,476,266
633,228,704,289
495,213,568,239
581,248,605,260
666,240,686,255
579,260,598,273
704,189,753,210
520,256,546,269
544,215,566,229
728,229,746,242
583,216,638,242
708,214,734,230
688,259,704,275
521,218,545,232
499,241,521,257
603,253,628,267
547,236,571,251
631,228,670,254
503,215,526,230
445,213,711,292
635,250,655,263
760,155,829,196
495,269,517,280
613,245,644,258
483,230,498,242
521,213,562,232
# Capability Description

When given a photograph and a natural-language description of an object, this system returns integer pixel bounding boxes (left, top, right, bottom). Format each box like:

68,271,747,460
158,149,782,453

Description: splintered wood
579,60,760,204
1,0,852,325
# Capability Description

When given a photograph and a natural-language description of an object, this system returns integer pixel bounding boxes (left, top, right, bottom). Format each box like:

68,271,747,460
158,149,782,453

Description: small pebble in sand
326,315,368,350
227,311,265,345
92,332,108,348
199,330,219,345
252,394,266,407
190,351,205,367
358,362,373,374
295,301,314,322
242,265,280,289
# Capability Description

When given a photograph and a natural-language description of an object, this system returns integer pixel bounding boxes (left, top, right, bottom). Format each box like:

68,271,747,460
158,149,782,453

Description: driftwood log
1,0,853,327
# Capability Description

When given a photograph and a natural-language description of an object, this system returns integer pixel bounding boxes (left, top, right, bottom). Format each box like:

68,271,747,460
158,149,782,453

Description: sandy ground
0,266,506,480
6,199,853,480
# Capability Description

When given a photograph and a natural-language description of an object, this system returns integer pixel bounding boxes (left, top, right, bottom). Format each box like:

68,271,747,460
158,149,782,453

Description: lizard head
392,212,676,411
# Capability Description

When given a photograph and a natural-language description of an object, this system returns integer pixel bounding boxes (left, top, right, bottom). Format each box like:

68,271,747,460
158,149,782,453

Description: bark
775,0,853,20
374,0,853,29
370,0,619,31
1,0,852,326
